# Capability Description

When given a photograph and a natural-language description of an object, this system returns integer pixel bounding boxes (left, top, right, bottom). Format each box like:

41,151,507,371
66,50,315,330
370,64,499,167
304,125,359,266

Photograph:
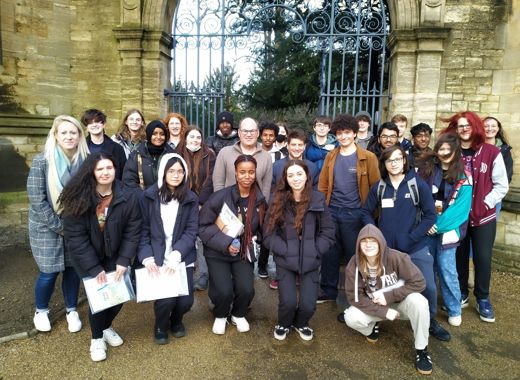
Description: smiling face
384,149,404,176
168,117,182,138
357,119,370,133
288,138,305,160
56,121,80,153
360,237,379,258
336,128,356,149
484,118,499,140
235,161,256,190
86,119,105,137
379,128,398,149
165,161,184,190
186,129,202,151
94,159,116,187
126,112,143,133
238,119,259,148
286,164,307,194
437,143,455,166
219,121,232,137
456,117,473,143
412,131,431,150
150,128,166,147
314,122,330,138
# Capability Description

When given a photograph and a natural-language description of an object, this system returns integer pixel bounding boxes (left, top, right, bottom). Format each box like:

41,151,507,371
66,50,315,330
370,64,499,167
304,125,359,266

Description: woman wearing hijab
122,120,175,191
27,115,89,332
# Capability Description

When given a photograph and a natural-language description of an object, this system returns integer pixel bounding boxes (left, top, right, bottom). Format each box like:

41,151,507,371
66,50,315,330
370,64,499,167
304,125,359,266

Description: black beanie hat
146,120,169,143
216,111,234,131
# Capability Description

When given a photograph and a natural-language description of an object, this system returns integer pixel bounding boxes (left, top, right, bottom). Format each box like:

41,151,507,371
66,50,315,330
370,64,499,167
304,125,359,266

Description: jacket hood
310,133,337,146
157,153,189,188
354,224,388,267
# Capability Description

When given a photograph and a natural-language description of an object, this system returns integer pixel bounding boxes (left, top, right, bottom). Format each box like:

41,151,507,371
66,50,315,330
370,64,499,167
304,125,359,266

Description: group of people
27,108,512,375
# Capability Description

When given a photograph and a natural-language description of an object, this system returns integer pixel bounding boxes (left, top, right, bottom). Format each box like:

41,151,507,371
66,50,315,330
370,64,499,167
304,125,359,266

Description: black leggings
89,304,123,339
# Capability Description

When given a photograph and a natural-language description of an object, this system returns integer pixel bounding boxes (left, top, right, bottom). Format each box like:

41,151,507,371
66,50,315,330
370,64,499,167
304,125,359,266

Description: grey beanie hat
355,111,372,121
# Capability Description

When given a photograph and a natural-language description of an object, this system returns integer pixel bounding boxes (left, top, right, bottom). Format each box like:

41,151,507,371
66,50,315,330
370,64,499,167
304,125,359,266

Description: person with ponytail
199,155,267,335
60,153,141,362
263,160,335,341
138,153,199,345
27,115,89,333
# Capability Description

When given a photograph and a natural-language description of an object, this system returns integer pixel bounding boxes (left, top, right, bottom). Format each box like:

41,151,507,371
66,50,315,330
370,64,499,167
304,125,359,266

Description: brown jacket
318,144,380,206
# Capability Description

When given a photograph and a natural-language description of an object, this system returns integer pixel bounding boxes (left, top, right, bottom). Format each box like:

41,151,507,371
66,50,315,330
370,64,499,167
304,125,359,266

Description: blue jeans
429,237,462,317
409,246,437,319
35,266,80,313
320,207,362,299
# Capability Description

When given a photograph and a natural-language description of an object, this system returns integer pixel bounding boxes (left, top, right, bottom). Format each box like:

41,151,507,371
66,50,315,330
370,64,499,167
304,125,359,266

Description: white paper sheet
83,270,135,314
135,262,189,302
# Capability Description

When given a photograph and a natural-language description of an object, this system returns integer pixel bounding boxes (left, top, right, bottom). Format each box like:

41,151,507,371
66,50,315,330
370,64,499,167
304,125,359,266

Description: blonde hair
44,115,89,163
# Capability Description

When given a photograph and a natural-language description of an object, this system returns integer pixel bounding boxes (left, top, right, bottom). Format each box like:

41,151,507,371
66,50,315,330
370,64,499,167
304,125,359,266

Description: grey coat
27,153,71,273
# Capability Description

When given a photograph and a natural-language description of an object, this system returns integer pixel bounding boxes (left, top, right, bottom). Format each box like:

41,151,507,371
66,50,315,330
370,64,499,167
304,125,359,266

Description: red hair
440,111,485,150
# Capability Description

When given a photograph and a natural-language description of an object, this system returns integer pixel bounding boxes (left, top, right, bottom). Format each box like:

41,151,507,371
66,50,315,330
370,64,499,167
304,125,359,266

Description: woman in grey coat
27,115,89,333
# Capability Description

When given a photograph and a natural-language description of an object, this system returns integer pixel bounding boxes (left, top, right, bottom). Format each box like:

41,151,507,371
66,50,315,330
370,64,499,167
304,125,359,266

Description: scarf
47,147,82,212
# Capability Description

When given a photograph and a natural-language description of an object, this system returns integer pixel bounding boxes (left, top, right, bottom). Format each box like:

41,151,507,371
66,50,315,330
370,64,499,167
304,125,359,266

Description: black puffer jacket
64,181,142,278
122,142,175,191
199,184,266,262
263,191,335,274
205,130,239,156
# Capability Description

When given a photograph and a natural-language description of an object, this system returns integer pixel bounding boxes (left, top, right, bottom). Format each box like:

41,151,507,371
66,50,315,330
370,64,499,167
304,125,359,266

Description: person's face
484,119,499,140
395,121,407,138
235,161,256,189
56,122,80,152
186,130,202,151
261,129,276,150
379,128,398,149
168,117,182,138
412,131,431,150
165,162,184,189
288,138,305,159
336,129,356,148
437,143,455,166
357,119,370,133
360,237,379,258
94,159,115,187
238,120,259,147
456,117,473,142
314,122,330,137
126,112,143,133
86,119,105,137
151,128,166,146
384,150,404,176
286,164,307,193
219,121,232,137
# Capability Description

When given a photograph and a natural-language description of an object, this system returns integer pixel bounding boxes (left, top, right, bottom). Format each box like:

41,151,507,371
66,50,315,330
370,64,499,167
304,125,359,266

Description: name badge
381,198,394,208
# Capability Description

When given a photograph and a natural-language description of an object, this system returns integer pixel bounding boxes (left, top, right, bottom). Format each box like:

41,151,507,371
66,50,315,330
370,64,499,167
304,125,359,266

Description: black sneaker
293,326,314,341
171,323,186,338
415,347,433,375
366,322,379,343
316,294,335,304
273,325,290,340
429,318,451,342
154,328,169,345
258,267,268,279
337,312,345,324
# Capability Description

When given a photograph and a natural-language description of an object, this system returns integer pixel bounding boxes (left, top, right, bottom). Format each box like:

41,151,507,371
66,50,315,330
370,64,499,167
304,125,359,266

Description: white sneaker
90,338,107,362
448,315,462,327
66,311,82,333
33,311,51,332
103,327,124,347
231,316,250,333
212,317,228,335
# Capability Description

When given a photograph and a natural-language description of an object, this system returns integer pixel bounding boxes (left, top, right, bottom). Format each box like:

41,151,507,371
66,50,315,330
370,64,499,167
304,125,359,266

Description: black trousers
89,304,123,339
206,257,254,318
456,220,496,299
257,244,269,271
277,267,319,328
154,267,194,331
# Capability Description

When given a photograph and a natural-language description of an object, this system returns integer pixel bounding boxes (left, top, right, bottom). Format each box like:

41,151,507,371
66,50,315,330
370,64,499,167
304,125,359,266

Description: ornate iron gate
165,0,390,136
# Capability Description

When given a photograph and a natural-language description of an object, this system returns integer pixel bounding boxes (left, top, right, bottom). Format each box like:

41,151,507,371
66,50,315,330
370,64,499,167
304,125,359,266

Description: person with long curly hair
441,111,508,323
112,108,147,158
163,112,188,150
199,155,267,335
60,152,141,362
263,160,335,341
27,115,89,333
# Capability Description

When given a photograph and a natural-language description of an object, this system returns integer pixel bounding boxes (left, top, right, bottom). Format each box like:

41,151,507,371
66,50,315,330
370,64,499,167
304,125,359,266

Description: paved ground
1,268,520,379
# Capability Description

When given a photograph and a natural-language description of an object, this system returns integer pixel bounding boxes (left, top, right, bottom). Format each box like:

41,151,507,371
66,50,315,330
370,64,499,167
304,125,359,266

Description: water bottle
231,238,241,249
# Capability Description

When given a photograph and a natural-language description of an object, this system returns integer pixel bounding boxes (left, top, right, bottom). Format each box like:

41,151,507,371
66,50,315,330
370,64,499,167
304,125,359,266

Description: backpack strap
406,177,421,226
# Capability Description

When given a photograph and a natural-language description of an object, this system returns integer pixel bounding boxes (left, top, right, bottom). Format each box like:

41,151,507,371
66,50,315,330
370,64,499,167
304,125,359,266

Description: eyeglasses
315,123,329,129
240,129,258,135
456,124,472,130
128,118,142,124
380,134,398,140
360,238,377,245
385,157,403,165
166,169,184,176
